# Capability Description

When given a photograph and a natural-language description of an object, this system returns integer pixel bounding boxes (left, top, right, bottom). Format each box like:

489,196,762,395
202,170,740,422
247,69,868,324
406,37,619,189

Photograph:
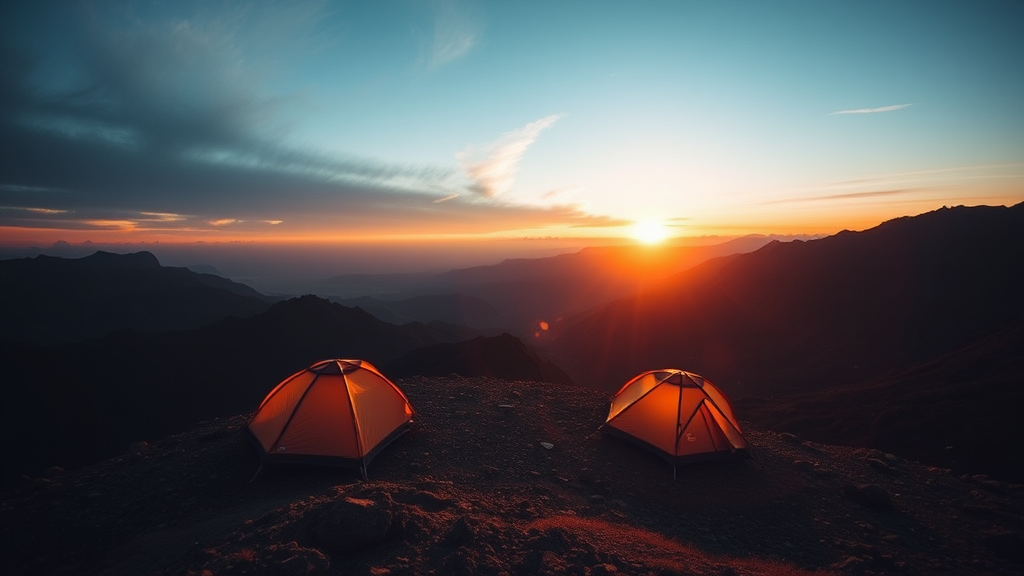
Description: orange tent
602,369,749,476
247,359,414,478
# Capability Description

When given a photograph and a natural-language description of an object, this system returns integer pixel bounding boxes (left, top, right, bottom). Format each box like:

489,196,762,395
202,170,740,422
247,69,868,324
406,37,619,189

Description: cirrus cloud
456,114,564,199
829,103,914,115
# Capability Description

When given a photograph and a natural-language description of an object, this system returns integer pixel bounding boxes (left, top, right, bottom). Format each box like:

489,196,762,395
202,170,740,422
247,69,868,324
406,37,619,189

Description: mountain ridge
316,236,788,335
548,203,1024,397
0,249,275,343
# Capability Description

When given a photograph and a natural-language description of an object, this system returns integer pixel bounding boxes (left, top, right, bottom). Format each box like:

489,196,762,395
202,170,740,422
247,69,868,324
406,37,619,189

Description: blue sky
1,0,1022,252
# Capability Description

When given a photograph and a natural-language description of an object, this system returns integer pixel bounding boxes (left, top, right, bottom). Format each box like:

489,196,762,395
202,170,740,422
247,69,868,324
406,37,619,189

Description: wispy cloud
829,103,913,115
569,216,634,229
0,184,71,195
540,185,584,203
19,207,70,215
457,114,564,198
139,212,186,223
427,0,481,70
433,193,460,204
766,189,922,204
832,163,1023,187
82,219,139,231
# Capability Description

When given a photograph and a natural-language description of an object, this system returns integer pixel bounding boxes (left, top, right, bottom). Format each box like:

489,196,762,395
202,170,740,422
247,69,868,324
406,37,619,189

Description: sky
1,0,1022,283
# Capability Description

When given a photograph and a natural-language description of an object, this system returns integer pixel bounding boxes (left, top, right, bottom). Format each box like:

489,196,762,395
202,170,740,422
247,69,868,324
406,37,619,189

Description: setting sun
631,220,670,245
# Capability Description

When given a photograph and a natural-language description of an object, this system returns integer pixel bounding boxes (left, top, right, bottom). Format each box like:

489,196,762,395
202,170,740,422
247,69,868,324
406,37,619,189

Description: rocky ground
2,376,1022,576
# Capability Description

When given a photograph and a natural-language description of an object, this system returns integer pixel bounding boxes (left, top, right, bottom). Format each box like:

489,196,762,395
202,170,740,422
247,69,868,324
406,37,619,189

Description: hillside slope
2,376,1021,576
0,295,476,487
736,317,1024,483
549,203,1024,396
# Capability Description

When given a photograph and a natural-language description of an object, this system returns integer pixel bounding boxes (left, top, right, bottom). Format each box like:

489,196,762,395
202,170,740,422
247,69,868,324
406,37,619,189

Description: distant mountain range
549,203,1024,398
323,236,789,334
0,250,274,343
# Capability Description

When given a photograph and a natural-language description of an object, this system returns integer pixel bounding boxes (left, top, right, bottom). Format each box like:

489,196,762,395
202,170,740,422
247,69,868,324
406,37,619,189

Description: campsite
4,375,1023,576
1,204,1023,576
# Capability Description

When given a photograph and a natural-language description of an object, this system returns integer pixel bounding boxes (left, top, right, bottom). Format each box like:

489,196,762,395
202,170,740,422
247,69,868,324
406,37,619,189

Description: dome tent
601,369,749,477
247,359,414,479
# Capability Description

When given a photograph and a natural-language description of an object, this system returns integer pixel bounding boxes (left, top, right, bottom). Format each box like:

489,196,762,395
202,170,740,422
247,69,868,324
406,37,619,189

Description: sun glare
631,220,669,245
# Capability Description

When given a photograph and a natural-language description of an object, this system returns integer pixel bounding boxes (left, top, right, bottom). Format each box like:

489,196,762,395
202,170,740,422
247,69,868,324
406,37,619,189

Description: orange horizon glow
2,196,1018,250
0,224,797,249
0,212,869,246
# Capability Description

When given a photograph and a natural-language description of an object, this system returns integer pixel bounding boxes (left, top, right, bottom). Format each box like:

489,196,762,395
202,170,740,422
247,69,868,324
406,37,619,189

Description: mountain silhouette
549,203,1024,398
0,250,273,343
0,295,482,488
318,236,790,335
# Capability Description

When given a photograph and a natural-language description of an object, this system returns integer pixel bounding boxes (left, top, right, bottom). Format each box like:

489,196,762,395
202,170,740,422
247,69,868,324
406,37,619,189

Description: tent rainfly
247,359,414,479
601,369,749,477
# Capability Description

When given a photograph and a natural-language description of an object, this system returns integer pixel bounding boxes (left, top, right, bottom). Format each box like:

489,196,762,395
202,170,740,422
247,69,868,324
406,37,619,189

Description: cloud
0,107,594,239
0,4,603,245
0,2,466,237
457,114,564,198
829,103,913,115
11,206,70,215
809,189,919,201
833,163,1022,186
0,184,71,194
2,0,449,187
765,189,923,205
568,216,634,229
433,193,460,204
541,185,584,203
427,0,481,70
138,212,186,223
